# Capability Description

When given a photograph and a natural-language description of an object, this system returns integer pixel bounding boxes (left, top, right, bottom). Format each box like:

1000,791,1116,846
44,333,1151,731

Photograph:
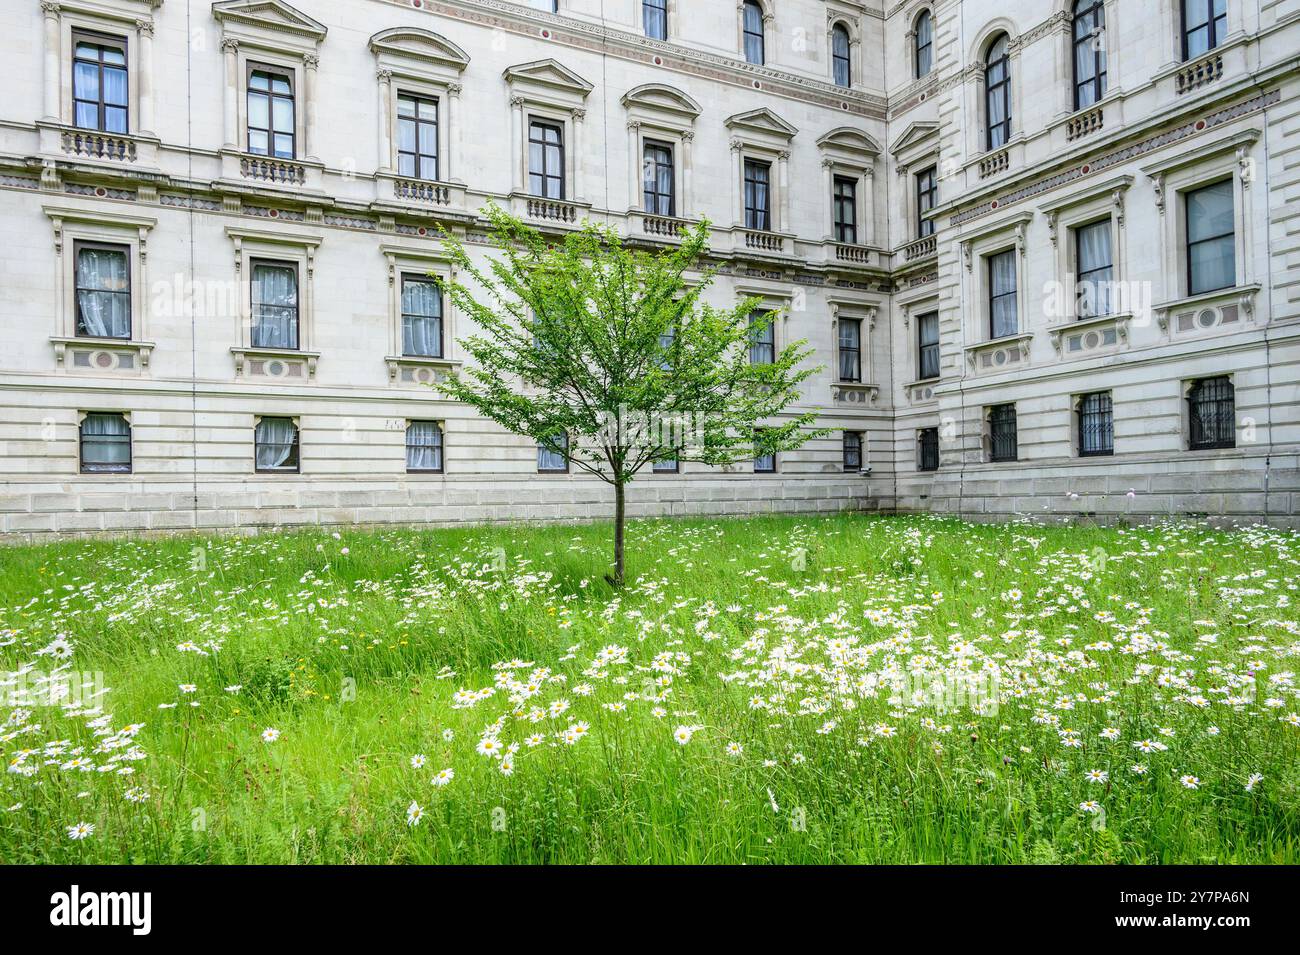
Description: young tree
435,205,825,587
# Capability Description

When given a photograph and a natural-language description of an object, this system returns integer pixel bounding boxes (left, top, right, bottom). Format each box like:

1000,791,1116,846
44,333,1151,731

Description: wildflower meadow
1,514,1297,864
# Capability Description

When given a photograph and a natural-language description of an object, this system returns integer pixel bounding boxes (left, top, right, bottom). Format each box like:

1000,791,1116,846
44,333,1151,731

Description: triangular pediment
369,28,470,72
724,107,798,141
890,121,939,156
817,126,881,156
503,59,594,96
211,0,327,41
620,84,702,120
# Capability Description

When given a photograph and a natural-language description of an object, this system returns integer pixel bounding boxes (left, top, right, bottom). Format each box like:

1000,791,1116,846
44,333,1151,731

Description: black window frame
916,311,940,381
79,412,132,474
833,175,858,244
1077,391,1114,457
1182,0,1227,61
988,403,1018,463
73,239,132,341
396,92,440,182
984,34,1012,151
643,0,668,40
254,416,300,474
643,140,676,216
753,431,776,473
652,454,679,474
1185,178,1236,296
987,249,1018,339
72,30,129,134
837,317,861,383
527,118,566,200
742,1,766,65
249,258,300,351
842,430,863,472
748,312,776,365
916,165,937,239
400,273,444,359
246,64,296,159
915,10,933,78
1072,0,1108,110
1073,217,1114,319
918,427,940,472
405,420,445,474
743,158,772,232
537,433,570,473
1187,377,1235,450
832,23,852,88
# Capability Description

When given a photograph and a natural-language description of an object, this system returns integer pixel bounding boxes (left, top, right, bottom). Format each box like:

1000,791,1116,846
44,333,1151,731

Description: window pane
103,66,128,107
1186,180,1233,243
1188,236,1235,294
248,94,269,129
74,62,99,101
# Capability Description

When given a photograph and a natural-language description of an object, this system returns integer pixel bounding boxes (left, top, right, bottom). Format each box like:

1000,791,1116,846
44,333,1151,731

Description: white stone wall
0,0,1297,540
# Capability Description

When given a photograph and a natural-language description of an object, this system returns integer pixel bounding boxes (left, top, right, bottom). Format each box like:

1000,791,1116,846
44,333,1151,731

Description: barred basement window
538,433,569,472
1187,377,1235,450
1077,391,1113,457
842,431,862,471
988,404,1018,462
406,421,444,473
254,417,299,473
918,427,939,472
79,413,131,474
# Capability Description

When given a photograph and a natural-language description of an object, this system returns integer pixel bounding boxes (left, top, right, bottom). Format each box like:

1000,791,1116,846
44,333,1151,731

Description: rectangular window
1182,0,1227,60
1077,391,1113,456
988,250,1017,339
833,176,857,244
247,66,295,159
916,166,937,239
643,140,675,216
842,431,863,471
406,420,444,472
754,436,776,473
72,32,128,133
79,412,131,473
250,261,299,350
644,0,668,40
254,417,299,473
917,311,940,380
748,313,775,365
401,275,443,358
1188,376,1235,449
652,455,678,473
837,317,861,382
918,427,939,472
397,94,439,181
74,241,131,340
1073,0,1107,109
1074,219,1113,318
1186,179,1235,296
744,159,772,231
657,322,676,370
528,119,565,200
988,404,1018,462
538,433,568,472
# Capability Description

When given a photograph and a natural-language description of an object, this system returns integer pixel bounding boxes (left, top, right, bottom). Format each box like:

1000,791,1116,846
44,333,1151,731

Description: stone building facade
0,0,1297,539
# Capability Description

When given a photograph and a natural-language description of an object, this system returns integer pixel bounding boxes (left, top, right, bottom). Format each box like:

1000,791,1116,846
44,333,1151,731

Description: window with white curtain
742,2,765,65
1072,0,1107,109
985,34,1011,151
832,24,852,88
644,0,668,40
537,433,569,472
754,432,776,473
838,317,861,382
79,413,131,473
1074,219,1113,318
254,417,299,472
643,141,675,216
251,261,299,350
988,250,1018,339
401,276,443,357
406,421,444,472
72,33,128,133
1186,180,1235,295
914,10,933,78
748,312,775,365
74,241,131,339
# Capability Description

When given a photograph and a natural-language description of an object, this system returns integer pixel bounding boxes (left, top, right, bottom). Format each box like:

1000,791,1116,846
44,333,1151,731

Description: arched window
915,10,933,78
832,23,852,88
743,1,765,65
1072,0,1107,109
984,33,1011,151
1182,0,1227,60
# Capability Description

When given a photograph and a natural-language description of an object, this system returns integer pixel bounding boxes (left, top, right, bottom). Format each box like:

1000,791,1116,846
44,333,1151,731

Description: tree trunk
611,479,626,588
